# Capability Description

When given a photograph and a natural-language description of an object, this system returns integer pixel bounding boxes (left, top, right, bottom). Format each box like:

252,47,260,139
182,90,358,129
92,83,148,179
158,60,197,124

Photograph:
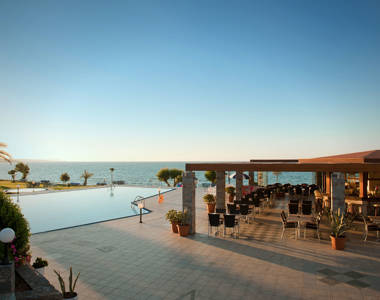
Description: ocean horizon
0,161,313,187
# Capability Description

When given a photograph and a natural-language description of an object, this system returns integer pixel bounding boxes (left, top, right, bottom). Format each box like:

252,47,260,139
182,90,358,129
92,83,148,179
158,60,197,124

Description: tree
15,162,30,181
156,168,171,186
204,171,216,184
80,170,94,186
60,172,70,185
170,169,183,186
8,169,16,182
0,142,12,163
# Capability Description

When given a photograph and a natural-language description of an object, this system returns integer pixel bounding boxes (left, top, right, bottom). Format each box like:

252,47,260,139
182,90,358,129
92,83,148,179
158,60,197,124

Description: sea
0,162,313,187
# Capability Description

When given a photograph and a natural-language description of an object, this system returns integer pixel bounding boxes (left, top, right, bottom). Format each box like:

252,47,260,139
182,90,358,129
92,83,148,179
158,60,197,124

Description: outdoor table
287,215,314,239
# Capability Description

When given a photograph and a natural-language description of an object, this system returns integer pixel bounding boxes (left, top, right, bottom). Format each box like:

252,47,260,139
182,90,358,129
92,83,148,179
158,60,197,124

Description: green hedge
0,191,31,261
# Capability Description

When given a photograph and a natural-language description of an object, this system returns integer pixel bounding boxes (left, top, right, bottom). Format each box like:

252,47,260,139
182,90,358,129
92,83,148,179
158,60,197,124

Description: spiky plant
0,142,12,164
329,209,354,238
54,267,80,297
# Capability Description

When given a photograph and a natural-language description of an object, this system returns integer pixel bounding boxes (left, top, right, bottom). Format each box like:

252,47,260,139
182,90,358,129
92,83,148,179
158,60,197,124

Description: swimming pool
6,188,48,193
11,187,171,234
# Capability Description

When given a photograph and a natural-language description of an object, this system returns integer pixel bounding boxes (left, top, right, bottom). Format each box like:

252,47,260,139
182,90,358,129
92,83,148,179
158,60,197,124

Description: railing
131,195,145,209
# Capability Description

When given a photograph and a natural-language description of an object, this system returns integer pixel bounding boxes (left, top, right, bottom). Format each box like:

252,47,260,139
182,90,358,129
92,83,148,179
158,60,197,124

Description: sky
1,0,380,161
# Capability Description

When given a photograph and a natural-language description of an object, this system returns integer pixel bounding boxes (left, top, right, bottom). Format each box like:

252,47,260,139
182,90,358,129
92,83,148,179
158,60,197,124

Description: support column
182,171,196,234
359,172,368,198
235,171,243,201
216,171,226,210
326,172,331,195
331,172,345,212
248,171,255,187
316,172,323,190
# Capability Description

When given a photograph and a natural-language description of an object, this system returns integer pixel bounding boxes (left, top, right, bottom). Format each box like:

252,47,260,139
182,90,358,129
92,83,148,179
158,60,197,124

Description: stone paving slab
30,188,380,299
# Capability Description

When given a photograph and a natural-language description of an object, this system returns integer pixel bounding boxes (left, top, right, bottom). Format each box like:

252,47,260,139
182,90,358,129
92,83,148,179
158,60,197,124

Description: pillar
248,171,255,186
326,172,331,195
182,171,196,234
359,172,368,198
235,171,243,201
216,171,226,209
331,172,345,212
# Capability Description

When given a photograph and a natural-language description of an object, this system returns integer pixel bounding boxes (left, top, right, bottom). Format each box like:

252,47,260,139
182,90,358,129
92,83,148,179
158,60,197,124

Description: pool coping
29,187,176,235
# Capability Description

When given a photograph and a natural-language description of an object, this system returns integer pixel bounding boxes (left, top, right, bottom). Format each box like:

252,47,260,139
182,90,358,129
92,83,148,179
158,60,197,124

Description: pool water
6,188,48,193
11,187,171,234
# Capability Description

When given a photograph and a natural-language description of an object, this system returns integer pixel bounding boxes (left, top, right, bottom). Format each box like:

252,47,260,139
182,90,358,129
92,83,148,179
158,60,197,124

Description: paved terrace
30,188,380,300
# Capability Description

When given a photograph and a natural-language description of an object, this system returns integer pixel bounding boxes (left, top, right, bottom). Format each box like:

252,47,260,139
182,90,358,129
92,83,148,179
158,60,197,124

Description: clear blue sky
1,0,379,161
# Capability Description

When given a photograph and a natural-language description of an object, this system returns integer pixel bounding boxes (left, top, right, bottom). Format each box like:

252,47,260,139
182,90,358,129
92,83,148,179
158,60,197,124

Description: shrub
33,257,48,268
225,186,236,195
0,191,31,262
204,171,216,184
165,209,179,224
203,194,216,203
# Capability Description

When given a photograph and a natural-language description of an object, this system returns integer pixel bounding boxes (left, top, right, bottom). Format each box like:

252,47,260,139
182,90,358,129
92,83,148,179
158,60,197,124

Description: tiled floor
30,188,380,299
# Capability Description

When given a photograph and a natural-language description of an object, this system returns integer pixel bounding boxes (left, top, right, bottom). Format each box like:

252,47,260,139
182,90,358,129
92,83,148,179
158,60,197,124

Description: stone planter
206,203,215,213
177,224,190,237
331,236,346,250
35,267,45,276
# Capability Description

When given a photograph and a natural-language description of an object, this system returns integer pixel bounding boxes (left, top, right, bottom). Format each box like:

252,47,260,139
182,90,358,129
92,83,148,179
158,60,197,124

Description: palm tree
81,170,94,186
60,172,70,185
8,169,16,182
109,168,115,185
0,142,12,163
15,162,30,181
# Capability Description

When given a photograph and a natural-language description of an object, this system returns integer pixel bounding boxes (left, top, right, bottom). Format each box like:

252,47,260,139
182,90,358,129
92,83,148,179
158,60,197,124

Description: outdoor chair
280,211,298,239
208,213,223,237
304,214,321,240
288,203,299,215
302,203,312,215
253,198,261,215
362,215,379,241
239,204,250,223
227,203,240,215
223,214,239,238
216,208,226,214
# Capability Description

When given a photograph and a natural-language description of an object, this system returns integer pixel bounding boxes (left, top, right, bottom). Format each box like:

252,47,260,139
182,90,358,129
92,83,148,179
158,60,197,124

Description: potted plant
54,267,80,300
329,209,353,250
176,210,190,237
32,257,48,275
225,186,236,203
203,194,216,213
165,209,179,233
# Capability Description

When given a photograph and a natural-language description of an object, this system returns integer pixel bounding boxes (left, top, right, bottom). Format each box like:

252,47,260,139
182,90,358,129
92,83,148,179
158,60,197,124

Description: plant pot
171,222,178,233
331,235,346,250
35,267,45,275
63,292,78,300
228,194,234,203
207,203,216,213
177,224,190,237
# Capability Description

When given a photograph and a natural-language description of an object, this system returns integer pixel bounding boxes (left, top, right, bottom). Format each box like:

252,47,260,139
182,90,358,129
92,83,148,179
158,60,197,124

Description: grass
0,180,96,191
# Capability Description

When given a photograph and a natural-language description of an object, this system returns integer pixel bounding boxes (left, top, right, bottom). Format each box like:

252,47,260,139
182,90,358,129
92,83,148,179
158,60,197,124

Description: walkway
30,188,380,299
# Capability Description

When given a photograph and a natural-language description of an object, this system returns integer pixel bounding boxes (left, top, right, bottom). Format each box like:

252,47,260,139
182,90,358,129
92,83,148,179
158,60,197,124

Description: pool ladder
131,195,145,209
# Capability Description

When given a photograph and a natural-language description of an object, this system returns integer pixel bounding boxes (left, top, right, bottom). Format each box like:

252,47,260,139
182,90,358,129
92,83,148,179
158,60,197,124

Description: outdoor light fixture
0,228,15,265
138,201,145,223
17,184,20,202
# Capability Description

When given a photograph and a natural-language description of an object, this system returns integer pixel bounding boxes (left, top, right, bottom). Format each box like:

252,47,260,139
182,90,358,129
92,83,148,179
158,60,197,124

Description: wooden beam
186,162,380,173
359,172,368,198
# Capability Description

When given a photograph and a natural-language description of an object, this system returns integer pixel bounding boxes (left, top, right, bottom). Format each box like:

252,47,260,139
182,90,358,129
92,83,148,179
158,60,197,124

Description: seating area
206,183,380,243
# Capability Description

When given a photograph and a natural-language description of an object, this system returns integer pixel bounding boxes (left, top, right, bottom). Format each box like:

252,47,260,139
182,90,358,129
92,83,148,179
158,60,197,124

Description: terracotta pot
207,203,216,213
63,292,78,300
177,224,190,237
331,236,346,250
171,222,178,233
228,194,234,203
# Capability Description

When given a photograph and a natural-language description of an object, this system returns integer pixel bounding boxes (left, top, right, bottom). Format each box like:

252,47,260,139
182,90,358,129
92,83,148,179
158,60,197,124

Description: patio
30,188,380,299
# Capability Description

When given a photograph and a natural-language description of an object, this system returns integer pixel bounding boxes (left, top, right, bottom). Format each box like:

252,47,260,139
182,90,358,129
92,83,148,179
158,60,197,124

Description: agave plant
54,267,80,298
329,209,354,238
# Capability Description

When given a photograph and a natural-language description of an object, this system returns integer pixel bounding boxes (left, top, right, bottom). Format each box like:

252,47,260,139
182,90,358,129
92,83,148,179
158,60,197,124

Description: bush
204,171,216,184
0,191,31,262
203,194,216,203
225,186,236,195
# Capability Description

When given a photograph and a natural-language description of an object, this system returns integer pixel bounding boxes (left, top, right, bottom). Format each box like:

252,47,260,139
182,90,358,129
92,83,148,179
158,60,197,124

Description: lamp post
0,228,15,265
138,201,145,223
